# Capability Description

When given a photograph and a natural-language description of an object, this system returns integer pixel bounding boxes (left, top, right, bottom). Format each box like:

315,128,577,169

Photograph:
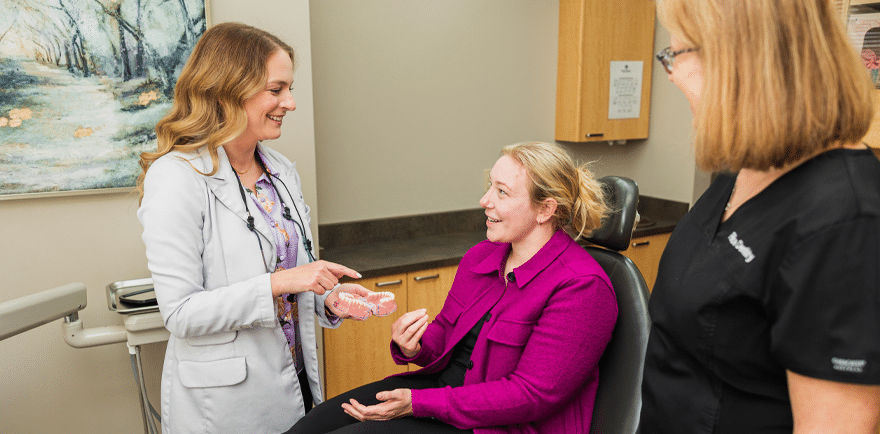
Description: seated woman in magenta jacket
289,142,618,434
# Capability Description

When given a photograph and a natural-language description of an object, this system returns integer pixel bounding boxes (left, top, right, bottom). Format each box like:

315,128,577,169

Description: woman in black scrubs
641,0,880,432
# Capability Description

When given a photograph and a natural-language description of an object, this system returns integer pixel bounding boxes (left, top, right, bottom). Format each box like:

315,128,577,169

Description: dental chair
584,176,651,434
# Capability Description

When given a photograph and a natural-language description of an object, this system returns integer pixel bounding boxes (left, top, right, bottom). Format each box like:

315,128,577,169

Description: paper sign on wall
608,61,644,120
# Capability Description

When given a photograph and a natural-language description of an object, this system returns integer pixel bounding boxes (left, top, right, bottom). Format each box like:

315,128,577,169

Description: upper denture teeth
368,291,394,303
340,292,374,307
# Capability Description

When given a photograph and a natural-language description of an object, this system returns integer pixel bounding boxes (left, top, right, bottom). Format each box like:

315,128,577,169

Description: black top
436,311,489,388
640,148,880,433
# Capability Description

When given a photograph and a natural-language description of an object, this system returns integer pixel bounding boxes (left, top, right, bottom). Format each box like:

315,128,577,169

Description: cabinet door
406,265,458,371
622,233,670,292
323,273,407,399
555,0,656,142
407,266,458,320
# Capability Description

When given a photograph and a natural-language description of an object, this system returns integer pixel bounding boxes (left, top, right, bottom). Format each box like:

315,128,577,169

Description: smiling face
479,155,543,247
237,49,296,146
667,36,704,115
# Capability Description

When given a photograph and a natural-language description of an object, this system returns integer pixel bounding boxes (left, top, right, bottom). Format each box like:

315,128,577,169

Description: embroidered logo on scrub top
832,357,866,373
728,231,755,263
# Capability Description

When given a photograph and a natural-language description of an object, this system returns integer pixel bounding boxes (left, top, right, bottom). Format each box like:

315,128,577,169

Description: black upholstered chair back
584,176,650,434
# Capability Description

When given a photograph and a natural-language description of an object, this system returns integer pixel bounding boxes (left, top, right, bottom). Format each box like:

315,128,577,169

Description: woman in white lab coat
137,22,369,433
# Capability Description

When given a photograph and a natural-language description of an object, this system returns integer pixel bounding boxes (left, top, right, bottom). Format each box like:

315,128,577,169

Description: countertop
321,219,678,279
321,230,487,279
630,217,678,238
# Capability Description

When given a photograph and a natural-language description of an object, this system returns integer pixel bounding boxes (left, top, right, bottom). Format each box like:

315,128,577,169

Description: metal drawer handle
414,274,440,281
632,241,650,247
376,280,403,287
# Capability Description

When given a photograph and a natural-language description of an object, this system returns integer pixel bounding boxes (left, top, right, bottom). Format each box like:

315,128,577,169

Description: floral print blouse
245,153,304,373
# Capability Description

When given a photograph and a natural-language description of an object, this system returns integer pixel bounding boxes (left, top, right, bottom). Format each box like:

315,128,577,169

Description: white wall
0,1,318,433
311,0,700,225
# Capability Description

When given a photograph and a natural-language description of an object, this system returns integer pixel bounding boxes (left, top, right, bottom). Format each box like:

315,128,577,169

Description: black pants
285,376,474,434
299,369,313,413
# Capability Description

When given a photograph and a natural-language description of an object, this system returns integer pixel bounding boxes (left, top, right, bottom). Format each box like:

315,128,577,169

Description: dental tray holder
107,278,159,315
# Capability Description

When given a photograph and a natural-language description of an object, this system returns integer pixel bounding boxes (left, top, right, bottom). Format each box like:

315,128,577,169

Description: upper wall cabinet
555,0,657,143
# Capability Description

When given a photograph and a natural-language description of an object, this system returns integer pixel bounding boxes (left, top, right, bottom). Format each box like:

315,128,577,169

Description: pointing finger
325,261,362,279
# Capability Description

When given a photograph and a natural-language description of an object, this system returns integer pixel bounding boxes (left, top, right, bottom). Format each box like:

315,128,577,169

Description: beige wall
311,0,701,226
1,1,703,433
0,1,318,433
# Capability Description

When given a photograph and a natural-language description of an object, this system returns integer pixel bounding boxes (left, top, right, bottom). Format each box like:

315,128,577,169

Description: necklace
725,169,784,213
230,149,260,175
725,182,737,211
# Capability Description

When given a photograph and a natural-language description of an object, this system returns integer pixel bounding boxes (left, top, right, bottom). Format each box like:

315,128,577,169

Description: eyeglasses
656,47,699,74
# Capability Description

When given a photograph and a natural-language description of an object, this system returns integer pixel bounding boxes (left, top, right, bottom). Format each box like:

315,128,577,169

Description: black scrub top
640,148,880,434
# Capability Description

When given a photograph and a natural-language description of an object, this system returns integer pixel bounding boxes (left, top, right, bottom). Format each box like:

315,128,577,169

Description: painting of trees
0,0,206,196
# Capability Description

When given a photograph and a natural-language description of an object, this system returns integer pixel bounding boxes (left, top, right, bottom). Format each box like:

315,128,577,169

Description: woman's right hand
391,309,429,358
270,260,361,297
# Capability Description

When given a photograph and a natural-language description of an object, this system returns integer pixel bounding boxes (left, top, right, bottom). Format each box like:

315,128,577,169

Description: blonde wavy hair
658,0,873,172
136,22,294,200
502,142,608,241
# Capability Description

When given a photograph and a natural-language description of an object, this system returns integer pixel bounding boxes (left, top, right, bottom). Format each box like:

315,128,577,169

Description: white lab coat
138,144,336,433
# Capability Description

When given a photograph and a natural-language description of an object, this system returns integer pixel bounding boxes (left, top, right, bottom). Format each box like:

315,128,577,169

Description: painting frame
0,0,212,201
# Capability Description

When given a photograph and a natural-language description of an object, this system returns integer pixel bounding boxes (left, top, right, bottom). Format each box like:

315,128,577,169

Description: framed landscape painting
0,0,208,199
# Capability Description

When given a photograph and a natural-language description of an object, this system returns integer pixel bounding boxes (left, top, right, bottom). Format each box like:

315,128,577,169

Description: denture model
333,292,374,320
366,291,397,316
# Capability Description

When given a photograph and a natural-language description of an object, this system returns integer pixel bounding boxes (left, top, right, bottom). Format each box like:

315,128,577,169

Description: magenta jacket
391,229,618,433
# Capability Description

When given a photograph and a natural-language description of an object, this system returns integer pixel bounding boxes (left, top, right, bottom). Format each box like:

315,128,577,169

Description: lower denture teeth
367,291,398,316
335,292,373,319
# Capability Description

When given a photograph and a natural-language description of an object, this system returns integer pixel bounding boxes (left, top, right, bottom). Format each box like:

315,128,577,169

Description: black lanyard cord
230,159,271,273
267,172,317,264
253,155,317,264
230,153,317,274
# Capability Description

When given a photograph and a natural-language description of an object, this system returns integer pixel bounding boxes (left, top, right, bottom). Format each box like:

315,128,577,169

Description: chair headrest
584,176,639,252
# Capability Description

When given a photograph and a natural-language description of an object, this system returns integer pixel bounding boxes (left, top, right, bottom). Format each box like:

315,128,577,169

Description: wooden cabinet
621,232,670,292
406,266,458,322
555,0,657,142
323,265,458,399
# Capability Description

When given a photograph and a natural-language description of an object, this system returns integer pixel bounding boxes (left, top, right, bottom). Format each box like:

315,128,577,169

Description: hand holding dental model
329,288,399,320
270,260,362,297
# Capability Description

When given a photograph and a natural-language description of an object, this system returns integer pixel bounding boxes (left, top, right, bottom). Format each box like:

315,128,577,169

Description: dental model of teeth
366,291,398,316
333,292,374,320
332,291,398,319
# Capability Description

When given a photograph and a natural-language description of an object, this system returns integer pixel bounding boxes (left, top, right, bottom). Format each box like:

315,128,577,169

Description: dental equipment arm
0,282,126,347
1,282,87,340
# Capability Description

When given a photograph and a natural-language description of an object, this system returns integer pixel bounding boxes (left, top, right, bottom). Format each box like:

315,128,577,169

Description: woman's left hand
324,283,372,320
341,389,413,421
